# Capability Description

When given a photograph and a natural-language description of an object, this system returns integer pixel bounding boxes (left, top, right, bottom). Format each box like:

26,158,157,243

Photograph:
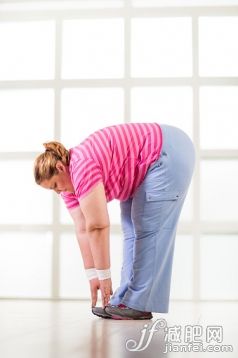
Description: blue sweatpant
109,124,196,313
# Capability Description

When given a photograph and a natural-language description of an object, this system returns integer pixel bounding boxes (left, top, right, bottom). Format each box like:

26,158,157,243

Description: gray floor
0,300,237,358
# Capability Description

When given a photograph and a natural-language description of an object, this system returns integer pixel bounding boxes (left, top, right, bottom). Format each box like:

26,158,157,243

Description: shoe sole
92,307,112,319
105,306,153,320
110,314,152,320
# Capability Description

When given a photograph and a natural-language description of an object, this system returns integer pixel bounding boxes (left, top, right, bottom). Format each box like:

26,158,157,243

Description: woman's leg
109,198,135,305
119,124,196,313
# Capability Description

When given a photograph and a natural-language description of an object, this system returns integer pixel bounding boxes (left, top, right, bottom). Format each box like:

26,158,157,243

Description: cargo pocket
146,191,179,202
142,191,180,231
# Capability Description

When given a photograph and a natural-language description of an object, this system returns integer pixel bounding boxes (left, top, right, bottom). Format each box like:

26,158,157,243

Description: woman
34,122,195,320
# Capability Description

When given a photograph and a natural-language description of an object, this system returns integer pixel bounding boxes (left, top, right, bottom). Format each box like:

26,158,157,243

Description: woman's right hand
89,277,101,307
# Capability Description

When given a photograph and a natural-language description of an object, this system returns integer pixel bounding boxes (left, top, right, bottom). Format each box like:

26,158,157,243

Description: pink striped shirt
60,122,163,209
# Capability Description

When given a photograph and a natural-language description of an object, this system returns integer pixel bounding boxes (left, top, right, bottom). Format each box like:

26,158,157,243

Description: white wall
0,0,238,301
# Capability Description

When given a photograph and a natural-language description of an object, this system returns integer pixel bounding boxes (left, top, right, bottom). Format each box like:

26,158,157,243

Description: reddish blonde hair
34,141,69,184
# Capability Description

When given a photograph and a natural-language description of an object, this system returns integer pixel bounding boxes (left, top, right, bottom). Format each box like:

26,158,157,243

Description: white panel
201,160,238,221
0,0,124,10
59,233,122,300
61,88,124,147
201,235,238,299
110,233,123,296
179,180,194,222
0,21,55,80
131,18,192,77
0,160,53,224
60,201,73,225
59,233,88,298
0,232,52,297
107,200,121,225
62,19,124,79
133,0,238,6
131,87,193,138
0,90,54,152
200,87,238,149
199,17,238,76
170,235,193,299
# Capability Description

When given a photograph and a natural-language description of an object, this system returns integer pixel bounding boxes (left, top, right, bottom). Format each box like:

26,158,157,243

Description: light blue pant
109,124,196,313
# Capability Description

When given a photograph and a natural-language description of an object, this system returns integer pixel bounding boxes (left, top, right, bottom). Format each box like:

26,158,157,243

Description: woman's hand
89,277,113,308
89,277,101,307
99,278,113,308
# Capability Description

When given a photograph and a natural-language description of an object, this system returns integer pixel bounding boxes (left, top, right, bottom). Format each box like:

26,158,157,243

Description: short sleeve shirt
60,122,163,210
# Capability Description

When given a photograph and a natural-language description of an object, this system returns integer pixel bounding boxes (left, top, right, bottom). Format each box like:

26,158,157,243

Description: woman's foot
105,303,153,320
91,306,112,319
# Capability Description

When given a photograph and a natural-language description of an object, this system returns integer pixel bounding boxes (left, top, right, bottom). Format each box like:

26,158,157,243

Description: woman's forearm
69,207,96,269
69,190,111,271
75,229,95,269
87,226,110,270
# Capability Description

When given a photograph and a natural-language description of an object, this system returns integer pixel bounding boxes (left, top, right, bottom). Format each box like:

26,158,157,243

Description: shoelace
107,303,151,314
118,303,130,309
106,303,129,309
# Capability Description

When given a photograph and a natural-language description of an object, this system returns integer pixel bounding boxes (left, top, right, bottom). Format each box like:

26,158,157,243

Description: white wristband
85,268,98,281
96,268,111,280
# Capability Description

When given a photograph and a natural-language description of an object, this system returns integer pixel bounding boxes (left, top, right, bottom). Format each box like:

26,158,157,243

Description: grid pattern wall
0,0,238,301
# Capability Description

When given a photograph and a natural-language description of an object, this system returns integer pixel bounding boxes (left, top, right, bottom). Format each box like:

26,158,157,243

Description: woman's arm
79,181,112,308
68,206,95,269
69,206,101,307
79,181,110,270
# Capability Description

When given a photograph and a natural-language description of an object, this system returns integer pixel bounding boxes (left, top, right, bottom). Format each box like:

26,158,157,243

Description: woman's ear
55,161,65,173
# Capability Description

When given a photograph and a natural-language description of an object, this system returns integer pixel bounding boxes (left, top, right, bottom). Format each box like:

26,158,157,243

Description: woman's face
40,161,74,194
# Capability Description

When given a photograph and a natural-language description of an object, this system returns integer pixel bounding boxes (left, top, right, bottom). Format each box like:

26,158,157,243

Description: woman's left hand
99,278,113,308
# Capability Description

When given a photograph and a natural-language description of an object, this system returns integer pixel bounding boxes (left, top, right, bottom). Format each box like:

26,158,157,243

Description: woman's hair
34,141,70,185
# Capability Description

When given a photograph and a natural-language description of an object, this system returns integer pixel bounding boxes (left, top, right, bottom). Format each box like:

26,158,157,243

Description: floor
0,300,237,358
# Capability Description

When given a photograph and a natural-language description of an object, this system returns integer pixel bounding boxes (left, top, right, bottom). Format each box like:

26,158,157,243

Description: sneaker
105,303,153,320
91,306,112,319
